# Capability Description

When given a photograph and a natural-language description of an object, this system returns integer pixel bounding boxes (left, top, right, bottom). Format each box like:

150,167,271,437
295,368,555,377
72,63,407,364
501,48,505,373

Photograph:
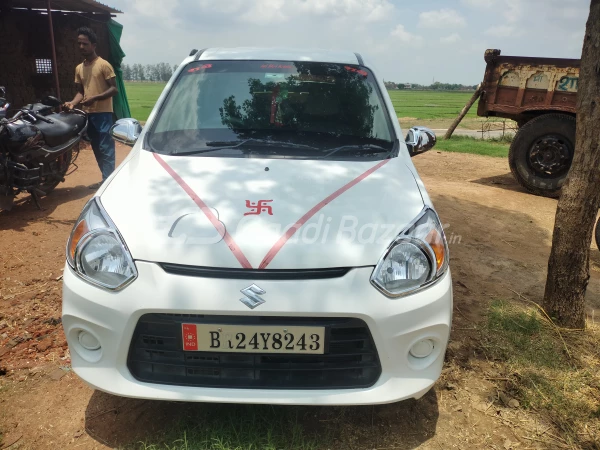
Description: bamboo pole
444,83,482,140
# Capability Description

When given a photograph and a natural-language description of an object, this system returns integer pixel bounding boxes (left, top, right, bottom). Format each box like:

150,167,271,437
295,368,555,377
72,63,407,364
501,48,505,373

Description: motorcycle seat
35,112,86,148
27,103,54,115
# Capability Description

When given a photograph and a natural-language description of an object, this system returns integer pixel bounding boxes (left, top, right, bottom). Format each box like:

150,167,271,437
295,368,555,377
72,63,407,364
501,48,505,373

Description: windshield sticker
265,73,286,80
260,64,293,69
187,64,213,73
297,74,336,83
344,66,368,77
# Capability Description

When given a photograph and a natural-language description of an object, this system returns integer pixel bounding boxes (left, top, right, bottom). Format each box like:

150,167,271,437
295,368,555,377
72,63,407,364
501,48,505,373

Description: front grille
127,314,381,389
159,264,352,280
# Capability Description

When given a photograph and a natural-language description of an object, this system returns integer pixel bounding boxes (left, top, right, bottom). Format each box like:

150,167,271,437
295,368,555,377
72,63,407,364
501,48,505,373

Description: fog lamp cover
78,330,101,351
409,339,434,358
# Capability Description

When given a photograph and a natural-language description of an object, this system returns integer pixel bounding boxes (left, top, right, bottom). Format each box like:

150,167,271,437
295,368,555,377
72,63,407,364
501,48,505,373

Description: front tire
508,114,576,198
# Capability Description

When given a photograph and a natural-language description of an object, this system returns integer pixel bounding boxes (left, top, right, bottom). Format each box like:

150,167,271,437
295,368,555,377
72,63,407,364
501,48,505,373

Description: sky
108,0,589,84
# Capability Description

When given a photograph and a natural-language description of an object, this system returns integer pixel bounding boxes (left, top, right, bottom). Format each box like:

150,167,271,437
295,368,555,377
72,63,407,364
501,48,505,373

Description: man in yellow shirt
65,27,118,189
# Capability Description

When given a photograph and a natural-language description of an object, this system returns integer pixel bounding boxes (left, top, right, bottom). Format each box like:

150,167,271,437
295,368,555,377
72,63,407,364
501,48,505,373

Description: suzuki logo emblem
239,284,266,309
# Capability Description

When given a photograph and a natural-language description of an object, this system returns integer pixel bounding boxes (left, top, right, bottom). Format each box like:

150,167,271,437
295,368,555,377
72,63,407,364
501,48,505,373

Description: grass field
387,90,477,120
435,135,510,158
125,82,166,122
123,83,509,156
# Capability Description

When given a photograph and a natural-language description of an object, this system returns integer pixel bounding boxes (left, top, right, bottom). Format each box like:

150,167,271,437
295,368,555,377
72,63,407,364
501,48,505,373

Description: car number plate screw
283,329,288,333
218,328,222,332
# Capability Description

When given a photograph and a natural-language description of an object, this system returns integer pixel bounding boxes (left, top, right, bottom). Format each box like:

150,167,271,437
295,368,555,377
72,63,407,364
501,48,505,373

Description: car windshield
147,60,396,160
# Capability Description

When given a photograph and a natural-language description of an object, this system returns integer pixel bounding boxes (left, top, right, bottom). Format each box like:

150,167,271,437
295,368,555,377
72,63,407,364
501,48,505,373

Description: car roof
197,47,362,65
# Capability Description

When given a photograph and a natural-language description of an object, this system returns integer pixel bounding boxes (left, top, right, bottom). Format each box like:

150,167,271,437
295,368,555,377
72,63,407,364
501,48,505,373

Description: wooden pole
46,0,61,99
444,83,482,140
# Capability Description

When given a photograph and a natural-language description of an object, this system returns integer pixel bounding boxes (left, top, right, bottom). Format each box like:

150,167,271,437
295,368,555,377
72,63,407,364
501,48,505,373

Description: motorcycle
0,87,9,119
0,89,87,210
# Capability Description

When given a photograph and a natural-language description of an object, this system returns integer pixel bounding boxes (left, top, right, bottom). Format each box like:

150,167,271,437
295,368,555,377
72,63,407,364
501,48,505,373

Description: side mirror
405,126,436,157
41,95,61,107
110,118,142,147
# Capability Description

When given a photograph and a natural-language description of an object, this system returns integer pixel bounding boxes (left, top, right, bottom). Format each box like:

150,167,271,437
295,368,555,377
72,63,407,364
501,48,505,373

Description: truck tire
508,114,576,198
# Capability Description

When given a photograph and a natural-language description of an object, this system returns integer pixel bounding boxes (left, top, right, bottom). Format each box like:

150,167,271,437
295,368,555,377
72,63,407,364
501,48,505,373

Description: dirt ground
0,144,598,450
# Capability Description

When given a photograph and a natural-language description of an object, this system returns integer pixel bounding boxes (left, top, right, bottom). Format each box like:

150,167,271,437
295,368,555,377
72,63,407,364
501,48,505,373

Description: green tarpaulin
106,19,131,119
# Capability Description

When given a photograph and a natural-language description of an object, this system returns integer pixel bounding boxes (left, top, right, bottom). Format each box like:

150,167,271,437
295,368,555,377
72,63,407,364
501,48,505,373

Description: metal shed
0,0,130,117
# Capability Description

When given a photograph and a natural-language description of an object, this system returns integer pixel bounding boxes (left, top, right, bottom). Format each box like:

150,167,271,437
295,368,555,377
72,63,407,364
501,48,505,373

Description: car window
148,60,395,160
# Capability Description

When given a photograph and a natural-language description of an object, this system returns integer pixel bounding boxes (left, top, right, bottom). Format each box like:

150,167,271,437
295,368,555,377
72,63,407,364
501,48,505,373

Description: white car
62,48,452,405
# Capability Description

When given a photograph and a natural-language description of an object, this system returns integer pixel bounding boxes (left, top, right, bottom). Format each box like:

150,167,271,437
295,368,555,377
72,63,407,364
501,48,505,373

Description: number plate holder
182,323,326,354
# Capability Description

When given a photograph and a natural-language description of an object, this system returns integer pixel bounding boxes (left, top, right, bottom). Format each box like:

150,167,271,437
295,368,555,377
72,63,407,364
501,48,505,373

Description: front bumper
62,261,452,405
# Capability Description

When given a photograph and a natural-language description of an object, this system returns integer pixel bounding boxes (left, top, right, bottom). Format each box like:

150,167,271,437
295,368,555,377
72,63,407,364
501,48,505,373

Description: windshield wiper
317,143,390,159
172,139,318,156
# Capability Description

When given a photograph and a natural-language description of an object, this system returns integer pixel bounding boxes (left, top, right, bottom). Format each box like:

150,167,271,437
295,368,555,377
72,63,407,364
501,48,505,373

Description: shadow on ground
469,172,531,195
85,390,439,449
0,184,91,231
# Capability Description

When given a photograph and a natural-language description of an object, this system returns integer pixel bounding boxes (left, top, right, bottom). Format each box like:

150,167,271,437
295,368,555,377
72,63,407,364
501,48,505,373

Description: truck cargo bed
477,49,580,122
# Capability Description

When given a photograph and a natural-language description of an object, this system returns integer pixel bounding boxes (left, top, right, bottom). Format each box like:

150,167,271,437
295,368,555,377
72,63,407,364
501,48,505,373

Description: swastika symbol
244,200,273,216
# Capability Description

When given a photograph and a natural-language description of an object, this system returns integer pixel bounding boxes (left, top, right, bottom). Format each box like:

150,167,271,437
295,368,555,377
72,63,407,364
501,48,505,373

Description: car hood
100,150,425,270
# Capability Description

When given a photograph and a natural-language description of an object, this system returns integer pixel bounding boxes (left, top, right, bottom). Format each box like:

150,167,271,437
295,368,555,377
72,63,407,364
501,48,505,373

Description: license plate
181,324,325,354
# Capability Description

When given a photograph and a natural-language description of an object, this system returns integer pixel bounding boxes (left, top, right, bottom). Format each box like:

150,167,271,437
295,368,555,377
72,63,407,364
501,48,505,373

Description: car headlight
371,208,449,297
66,198,137,290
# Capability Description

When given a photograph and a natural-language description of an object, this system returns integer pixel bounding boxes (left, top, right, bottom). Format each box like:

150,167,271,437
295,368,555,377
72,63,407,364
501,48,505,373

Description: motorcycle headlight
371,208,449,297
66,198,137,290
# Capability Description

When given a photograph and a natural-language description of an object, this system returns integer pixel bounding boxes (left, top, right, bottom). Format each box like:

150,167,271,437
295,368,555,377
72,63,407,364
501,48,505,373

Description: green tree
122,63,132,80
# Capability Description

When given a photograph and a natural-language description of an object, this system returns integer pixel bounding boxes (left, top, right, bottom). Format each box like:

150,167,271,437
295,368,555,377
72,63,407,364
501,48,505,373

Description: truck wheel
508,114,575,198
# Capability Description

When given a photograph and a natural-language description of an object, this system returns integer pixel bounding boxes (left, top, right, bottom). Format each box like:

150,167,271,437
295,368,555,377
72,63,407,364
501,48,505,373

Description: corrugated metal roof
7,0,122,14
